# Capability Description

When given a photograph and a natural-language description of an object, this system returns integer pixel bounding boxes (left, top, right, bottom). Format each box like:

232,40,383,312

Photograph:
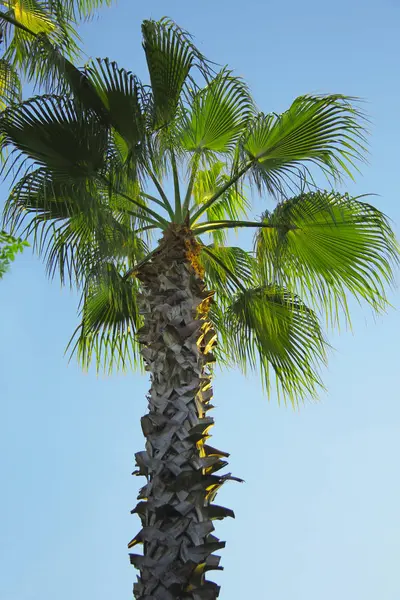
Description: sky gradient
1,1,400,599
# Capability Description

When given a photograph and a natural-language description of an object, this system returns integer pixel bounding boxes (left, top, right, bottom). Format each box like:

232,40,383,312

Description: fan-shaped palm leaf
68,262,142,372
200,244,257,299
0,95,109,178
142,17,207,129
256,190,399,325
86,59,146,148
224,286,327,402
179,69,254,155
4,166,149,285
241,95,366,196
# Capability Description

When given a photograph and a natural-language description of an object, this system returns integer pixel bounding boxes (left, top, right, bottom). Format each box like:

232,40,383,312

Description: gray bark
130,230,238,600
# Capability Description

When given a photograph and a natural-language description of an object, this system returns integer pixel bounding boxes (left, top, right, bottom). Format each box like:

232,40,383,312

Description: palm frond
142,17,208,129
179,69,254,155
0,58,21,110
0,94,110,178
200,244,257,300
1,1,79,77
68,262,142,372
46,0,112,20
241,95,367,197
4,167,149,285
223,286,327,403
255,190,399,326
86,58,147,153
27,38,110,113
11,0,58,34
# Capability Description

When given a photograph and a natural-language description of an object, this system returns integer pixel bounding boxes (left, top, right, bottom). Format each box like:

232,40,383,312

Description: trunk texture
130,228,237,600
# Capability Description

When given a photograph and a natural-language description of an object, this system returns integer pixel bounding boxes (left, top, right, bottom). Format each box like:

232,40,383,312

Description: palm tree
1,17,398,600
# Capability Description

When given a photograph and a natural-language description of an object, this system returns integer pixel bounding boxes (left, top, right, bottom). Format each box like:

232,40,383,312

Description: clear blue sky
1,1,400,598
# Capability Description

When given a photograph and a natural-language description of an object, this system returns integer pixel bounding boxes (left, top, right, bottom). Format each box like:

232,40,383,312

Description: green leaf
0,95,109,178
87,58,146,150
0,58,22,110
47,0,112,20
4,167,149,286
242,95,367,195
179,69,253,155
142,17,206,129
67,262,142,372
224,286,327,403
0,228,28,278
200,244,257,300
255,190,400,325
31,39,110,116
1,1,80,83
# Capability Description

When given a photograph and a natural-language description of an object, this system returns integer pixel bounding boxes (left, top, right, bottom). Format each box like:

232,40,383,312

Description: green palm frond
179,69,254,155
223,286,327,403
5,167,96,226
43,213,148,286
0,58,21,110
68,262,142,372
142,17,208,129
0,94,109,178
0,1,113,96
241,95,367,196
200,244,257,300
47,0,112,19
4,166,148,285
2,1,60,37
86,58,147,151
256,191,399,325
1,1,79,73
27,39,110,113
84,58,154,186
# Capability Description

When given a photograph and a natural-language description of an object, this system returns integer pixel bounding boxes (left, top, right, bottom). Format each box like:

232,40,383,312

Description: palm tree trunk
130,227,237,600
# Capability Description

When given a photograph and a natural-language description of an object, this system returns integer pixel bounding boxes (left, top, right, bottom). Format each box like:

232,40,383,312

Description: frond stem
182,152,200,218
170,151,182,222
124,211,163,228
194,220,298,234
134,225,157,234
0,9,36,36
139,191,174,216
145,166,174,220
101,176,168,227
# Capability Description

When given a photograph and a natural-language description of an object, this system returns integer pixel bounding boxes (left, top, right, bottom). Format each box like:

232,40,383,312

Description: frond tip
224,286,327,403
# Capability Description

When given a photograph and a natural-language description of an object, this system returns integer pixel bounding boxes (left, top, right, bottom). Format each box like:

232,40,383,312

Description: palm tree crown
2,17,396,401
1,17,399,599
